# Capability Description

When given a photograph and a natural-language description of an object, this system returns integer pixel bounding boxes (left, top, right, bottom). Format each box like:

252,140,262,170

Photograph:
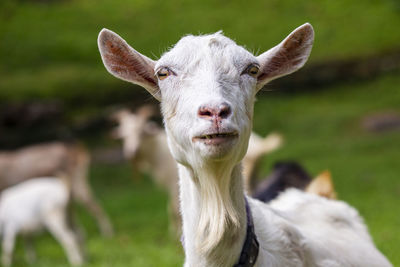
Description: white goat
0,142,113,237
112,105,182,235
0,177,84,266
98,23,392,266
111,106,282,235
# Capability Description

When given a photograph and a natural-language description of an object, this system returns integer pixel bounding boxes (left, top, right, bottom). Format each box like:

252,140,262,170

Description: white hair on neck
194,162,241,253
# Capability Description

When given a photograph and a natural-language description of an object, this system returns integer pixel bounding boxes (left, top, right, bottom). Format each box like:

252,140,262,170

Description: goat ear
306,170,337,199
98,29,161,101
256,23,314,90
110,109,131,122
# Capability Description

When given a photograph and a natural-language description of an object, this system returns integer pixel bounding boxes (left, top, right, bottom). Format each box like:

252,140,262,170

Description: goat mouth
193,132,238,145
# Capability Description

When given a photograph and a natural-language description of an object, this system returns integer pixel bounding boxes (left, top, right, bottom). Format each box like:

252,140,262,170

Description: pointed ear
256,23,314,90
306,170,337,199
98,29,161,101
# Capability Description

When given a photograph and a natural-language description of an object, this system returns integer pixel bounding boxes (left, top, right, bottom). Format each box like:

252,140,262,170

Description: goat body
0,178,83,266
0,142,113,237
98,23,392,267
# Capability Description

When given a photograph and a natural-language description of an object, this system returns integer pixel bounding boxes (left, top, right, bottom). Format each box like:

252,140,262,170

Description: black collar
233,198,259,267
180,198,259,267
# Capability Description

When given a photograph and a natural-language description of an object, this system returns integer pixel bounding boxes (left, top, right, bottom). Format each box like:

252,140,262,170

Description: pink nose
198,102,232,121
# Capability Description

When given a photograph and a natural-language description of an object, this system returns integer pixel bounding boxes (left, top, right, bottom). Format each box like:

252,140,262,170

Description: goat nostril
218,103,231,119
219,106,231,118
204,111,212,117
198,107,213,118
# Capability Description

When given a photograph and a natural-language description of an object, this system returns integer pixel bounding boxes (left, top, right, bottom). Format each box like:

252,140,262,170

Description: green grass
8,72,400,266
1,0,399,104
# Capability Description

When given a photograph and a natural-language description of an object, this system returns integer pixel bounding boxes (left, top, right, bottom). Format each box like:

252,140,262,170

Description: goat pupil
250,67,258,74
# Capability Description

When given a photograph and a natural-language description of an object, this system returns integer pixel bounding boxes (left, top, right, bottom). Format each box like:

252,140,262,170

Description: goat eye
247,65,259,77
156,67,171,80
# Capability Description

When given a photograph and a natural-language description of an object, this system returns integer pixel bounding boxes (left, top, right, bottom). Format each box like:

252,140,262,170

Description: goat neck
179,162,246,267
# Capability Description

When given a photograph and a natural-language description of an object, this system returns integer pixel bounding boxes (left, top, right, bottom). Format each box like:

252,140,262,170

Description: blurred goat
252,161,312,202
111,105,282,235
0,142,113,237
112,106,181,234
252,161,337,202
0,177,84,266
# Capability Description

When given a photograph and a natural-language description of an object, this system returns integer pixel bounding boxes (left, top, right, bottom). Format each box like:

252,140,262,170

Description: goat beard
193,162,243,255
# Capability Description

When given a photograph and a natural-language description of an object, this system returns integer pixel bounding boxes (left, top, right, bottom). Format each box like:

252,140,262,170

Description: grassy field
8,72,400,266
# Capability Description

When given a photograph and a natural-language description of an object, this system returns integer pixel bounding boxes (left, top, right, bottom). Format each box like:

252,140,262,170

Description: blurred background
0,0,399,266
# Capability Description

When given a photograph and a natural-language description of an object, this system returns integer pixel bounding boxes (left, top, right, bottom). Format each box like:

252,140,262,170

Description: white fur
0,178,84,266
98,23,392,267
